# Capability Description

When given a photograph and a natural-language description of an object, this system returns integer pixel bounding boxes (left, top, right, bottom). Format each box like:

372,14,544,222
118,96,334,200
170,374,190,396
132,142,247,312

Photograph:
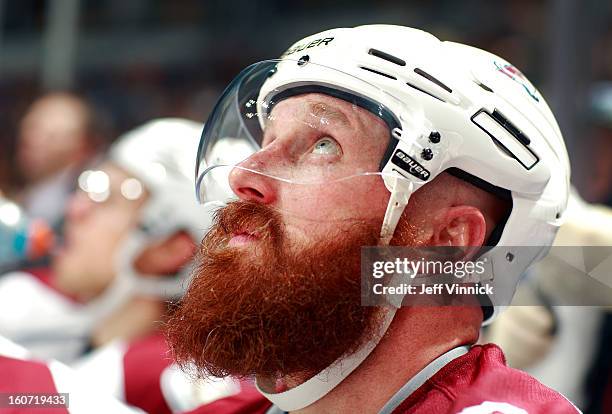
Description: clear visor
195,59,423,205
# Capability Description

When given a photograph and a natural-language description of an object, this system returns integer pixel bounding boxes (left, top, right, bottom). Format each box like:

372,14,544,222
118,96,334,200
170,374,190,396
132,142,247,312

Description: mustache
202,200,285,253
216,201,282,237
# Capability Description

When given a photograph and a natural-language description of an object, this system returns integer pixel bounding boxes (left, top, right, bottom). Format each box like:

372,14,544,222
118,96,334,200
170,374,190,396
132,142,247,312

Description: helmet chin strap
84,226,186,325
256,176,413,411
255,308,397,411
82,242,137,323
380,178,414,246
115,229,193,299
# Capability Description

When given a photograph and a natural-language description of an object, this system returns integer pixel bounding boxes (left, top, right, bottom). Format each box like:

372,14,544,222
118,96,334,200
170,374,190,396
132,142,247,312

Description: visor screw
421,148,434,161
506,252,514,262
297,55,310,66
429,131,441,143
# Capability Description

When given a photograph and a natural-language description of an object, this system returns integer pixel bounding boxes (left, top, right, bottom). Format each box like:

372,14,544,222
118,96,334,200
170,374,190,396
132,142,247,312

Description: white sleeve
160,364,242,413
0,272,92,363
0,334,142,414
49,359,144,414
72,339,128,401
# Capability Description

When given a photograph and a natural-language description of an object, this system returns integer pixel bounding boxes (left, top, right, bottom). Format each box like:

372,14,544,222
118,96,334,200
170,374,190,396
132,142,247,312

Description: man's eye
311,137,341,155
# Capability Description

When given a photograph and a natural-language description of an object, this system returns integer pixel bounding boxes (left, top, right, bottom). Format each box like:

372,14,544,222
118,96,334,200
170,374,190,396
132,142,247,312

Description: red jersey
392,344,579,413
185,344,579,414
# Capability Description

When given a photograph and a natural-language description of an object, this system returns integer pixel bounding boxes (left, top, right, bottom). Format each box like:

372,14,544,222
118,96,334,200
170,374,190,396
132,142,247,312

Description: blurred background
0,1,611,413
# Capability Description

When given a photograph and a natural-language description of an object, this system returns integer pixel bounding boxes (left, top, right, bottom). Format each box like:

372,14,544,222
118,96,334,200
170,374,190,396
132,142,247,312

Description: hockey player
0,118,223,413
168,25,579,413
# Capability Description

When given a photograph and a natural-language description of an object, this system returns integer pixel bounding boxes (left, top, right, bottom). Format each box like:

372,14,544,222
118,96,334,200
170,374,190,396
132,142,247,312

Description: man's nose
228,153,278,204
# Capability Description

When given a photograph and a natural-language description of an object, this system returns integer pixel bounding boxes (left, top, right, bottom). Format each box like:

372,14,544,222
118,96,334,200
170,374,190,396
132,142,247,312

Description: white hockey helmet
110,118,208,244
194,25,570,409
196,24,570,319
79,118,213,311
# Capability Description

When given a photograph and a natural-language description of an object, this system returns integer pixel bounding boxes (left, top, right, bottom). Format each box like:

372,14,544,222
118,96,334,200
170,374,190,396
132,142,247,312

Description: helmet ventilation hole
359,66,397,80
368,48,406,66
414,68,452,93
476,81,494,93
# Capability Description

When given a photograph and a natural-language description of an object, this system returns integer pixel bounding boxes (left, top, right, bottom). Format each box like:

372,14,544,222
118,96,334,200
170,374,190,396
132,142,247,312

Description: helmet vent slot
476,81,494,93
414,68,452,93
359,66,397,80
491,109,531,145
405,82,445,102
368,48,406,66
471,109,539,170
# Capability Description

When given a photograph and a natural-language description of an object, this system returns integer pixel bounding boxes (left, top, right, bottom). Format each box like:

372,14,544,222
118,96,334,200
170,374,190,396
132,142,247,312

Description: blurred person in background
67,118,257,414
13,92,109,232
0,119,206,362
581,82,612,206
0,118,245,413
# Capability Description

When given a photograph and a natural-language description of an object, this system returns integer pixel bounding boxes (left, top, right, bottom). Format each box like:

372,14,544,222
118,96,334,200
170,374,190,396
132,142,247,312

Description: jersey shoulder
395,344,580,414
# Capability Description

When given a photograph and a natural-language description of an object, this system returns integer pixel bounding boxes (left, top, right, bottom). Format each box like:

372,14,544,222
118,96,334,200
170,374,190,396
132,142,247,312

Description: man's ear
134,231,197,276
431,206,486,247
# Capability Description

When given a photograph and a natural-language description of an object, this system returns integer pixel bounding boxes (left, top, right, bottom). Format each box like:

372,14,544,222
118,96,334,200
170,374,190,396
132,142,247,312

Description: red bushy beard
165,200,384,381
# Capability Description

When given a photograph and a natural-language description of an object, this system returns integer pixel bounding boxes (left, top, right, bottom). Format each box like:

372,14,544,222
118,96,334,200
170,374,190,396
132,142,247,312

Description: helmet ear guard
378,122,452,245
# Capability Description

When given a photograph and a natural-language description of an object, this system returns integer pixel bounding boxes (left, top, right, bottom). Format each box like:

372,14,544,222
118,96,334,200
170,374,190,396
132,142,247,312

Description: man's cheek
276,193,331,224
276,180,388,234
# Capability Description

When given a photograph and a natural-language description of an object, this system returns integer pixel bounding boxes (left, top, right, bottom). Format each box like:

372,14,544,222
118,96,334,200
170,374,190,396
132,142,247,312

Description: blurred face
53,163,147,301
17,95,89,182
168,94,413,380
